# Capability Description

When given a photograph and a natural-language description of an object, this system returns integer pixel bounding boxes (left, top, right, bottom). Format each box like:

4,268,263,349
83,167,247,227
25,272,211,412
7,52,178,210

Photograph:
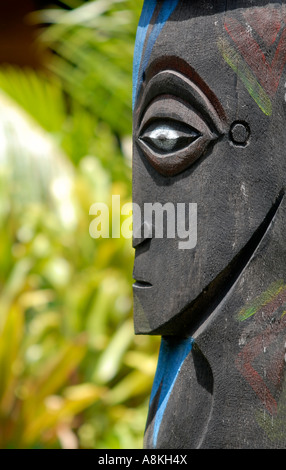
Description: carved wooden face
132,0,286,335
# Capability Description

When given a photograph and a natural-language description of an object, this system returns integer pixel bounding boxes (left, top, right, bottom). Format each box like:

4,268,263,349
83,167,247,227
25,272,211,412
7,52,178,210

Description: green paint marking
218,39,272,116
237,280,285,322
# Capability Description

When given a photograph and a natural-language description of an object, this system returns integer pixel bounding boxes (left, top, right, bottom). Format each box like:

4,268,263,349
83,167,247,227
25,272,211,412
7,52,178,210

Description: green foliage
0,0,160,449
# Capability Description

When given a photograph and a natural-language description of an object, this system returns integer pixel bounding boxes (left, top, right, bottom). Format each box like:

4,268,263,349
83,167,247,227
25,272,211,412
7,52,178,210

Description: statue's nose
132,220,153,248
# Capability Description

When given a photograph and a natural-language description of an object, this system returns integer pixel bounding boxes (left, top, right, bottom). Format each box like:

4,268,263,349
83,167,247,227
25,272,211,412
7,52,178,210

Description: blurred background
0,0,160,449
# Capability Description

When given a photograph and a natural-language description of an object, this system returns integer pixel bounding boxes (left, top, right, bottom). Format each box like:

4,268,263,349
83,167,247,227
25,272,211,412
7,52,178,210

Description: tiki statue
132,0,286,448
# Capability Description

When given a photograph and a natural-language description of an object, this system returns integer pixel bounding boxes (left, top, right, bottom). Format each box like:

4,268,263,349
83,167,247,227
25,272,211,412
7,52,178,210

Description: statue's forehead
134,1,286,119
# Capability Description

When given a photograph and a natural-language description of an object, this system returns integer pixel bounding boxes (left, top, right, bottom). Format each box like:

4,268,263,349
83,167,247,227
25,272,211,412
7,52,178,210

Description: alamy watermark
89,195,197,250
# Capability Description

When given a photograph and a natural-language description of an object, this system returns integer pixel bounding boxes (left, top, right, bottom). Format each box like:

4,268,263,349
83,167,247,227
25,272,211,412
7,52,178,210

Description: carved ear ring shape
229,121,250,147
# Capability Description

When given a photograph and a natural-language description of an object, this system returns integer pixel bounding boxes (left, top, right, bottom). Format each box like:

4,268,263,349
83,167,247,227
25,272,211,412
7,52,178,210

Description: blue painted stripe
133,0,180,109
132,0,157,108
149,337,194,447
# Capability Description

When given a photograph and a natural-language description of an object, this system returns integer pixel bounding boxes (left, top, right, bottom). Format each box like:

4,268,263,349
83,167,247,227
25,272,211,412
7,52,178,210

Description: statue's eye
139,120,201,154
136,93,224,177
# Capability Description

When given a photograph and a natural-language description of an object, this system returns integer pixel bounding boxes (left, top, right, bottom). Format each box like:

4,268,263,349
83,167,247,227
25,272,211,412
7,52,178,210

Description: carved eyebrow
137,69,227,136
136,56,227,133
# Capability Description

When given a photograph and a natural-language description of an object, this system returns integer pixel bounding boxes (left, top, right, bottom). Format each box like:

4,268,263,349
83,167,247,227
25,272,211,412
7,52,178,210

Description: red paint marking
243,6,282,47
224,16,286,97
236,331,277,415
266,349,285,389
236,292,286,416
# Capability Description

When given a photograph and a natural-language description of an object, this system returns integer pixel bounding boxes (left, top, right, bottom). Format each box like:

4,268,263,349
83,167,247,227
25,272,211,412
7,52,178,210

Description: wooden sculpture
132,0,286,448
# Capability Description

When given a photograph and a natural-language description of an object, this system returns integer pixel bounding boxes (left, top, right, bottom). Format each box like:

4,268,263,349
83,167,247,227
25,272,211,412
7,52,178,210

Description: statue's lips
133,280,153,288
133,189,285,335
